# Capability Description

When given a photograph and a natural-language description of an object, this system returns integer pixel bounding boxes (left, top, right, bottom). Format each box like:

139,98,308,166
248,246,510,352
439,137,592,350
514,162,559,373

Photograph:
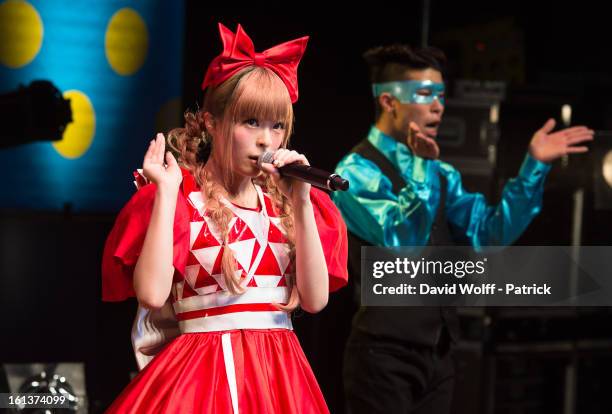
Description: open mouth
248,155,261,167
423,121,441,138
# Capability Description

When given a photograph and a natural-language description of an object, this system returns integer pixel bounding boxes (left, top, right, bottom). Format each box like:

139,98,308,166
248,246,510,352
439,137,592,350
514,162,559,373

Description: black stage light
0,80,72,149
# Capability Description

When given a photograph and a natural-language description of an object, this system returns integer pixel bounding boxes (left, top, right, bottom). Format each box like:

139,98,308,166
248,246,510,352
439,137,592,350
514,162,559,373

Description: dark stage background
2,2,612,413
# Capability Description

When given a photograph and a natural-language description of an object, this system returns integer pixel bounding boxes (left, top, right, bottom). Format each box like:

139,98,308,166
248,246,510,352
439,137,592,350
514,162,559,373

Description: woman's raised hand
142,133,183,191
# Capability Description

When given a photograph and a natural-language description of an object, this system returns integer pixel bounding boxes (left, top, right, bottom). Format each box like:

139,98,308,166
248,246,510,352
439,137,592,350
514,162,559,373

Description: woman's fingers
259,162,278,175
155,133,165,164
144,139,155,162
272,149,308,167
294,154,309,166
150,135,158,163
272,149,289,166
165,150,178,167
277,151,294,167
143,134,168,172
144,133,167,166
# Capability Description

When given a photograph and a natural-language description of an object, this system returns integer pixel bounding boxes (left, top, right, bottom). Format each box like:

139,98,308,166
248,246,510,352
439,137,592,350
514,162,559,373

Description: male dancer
333,44,593,413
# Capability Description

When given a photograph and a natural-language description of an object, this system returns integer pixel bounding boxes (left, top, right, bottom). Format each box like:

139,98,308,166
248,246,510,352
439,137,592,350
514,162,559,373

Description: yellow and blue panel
0,0,184,211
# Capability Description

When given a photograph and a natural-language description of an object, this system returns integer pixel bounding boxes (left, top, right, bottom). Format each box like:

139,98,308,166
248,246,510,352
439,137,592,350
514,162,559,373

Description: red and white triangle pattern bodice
171,181,294,333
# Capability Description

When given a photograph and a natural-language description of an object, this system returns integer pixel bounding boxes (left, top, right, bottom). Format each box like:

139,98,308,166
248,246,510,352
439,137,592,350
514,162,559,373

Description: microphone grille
257,151,275,169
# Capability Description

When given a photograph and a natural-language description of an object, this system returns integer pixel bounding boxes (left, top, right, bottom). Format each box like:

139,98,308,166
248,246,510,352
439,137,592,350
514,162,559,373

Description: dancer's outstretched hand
529,119,594,163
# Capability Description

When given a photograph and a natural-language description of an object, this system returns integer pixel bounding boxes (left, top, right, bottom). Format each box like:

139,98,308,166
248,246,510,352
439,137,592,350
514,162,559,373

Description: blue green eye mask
372,80,445,105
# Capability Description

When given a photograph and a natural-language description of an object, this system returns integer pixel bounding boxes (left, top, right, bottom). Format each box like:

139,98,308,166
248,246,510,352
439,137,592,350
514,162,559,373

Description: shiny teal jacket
332,126,551,250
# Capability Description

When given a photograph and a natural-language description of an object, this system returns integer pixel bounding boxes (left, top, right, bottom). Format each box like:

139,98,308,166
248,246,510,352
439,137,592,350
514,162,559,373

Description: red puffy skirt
105,329,329,413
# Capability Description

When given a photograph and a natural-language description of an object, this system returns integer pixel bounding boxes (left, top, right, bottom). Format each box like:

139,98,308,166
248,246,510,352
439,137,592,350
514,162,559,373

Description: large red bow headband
201,23,309,103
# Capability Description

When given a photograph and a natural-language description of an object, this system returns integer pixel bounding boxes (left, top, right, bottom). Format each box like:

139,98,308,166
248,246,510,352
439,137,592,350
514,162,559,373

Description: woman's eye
245,119,259,127
273,122,285,130
417,89,432,96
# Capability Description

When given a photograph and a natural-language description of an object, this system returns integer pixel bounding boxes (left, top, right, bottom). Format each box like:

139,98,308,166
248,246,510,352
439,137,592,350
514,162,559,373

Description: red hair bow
201,23,309,103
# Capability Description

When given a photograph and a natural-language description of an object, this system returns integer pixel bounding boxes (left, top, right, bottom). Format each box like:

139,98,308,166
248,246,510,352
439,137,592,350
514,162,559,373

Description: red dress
101,168,348,413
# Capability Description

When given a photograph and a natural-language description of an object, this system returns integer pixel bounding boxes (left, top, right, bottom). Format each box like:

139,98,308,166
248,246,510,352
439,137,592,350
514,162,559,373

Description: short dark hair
363,44,447,119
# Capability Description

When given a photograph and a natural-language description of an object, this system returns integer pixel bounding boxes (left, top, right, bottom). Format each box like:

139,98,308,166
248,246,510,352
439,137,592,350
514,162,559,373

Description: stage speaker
3,363,87,413
437,97,500,197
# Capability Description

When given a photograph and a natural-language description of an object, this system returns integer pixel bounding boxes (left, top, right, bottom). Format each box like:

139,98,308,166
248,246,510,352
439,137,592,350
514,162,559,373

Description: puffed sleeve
101,175,191,302
309,187,349,292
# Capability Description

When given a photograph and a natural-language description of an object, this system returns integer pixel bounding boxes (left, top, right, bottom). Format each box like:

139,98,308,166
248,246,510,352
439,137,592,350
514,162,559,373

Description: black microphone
257,151,349,191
